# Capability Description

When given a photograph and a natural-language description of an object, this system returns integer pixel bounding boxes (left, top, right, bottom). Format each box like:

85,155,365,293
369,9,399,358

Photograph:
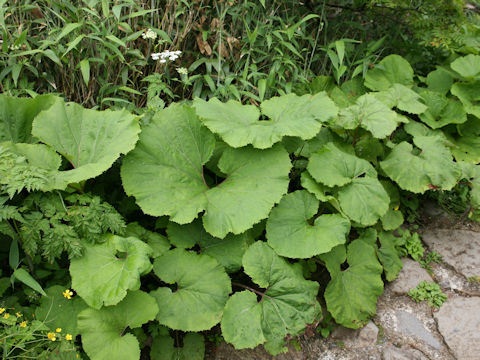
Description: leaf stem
232,282,270,300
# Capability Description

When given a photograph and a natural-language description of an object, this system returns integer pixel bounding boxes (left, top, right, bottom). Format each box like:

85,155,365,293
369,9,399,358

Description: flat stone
356,321,379,347
331,321,378,349
434,297,480,360
422,229,480,279
389,258,432,294
382,345,427,360
395,310,442,350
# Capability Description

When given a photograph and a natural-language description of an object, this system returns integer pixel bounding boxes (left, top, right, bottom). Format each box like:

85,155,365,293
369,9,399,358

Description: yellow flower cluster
63,289,74,300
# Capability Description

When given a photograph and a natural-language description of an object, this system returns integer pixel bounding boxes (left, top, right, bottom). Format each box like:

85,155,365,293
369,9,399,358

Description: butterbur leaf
324,240,384,328
451,82,480,118
70,235,152,309
0,94,58,143
78,291,158,360
35,285,87,337
419,91,467,129
381,136,461,193
318,244,346,279
151,248,231,331
300,171,336,203
125,222,170,258
308,143,376,187
150,333,205,360
338,94,401,138
364,55,414,91
221,242,320,355
450,54,480,78
426,69,454,95
193,92,337,149
377,232,403,281
167,219,254,272
266,191,350,258
32,99,140,189
449,134,480,164
121,104,291,238
374,84,427,114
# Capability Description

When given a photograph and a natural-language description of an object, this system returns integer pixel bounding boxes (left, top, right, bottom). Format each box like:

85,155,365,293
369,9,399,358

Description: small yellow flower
16,312,22,317
56,328,62,333
76,355,79,359
394,205,399,211
19,321,27,328
0,308,5,314
65,334,73,341
3,313,10,319
47,332,56,341
62,289,74,300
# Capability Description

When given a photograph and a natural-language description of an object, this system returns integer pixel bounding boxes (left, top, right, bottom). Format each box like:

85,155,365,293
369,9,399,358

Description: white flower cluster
176,67,188,75
151,50,182,63
142,28,157,40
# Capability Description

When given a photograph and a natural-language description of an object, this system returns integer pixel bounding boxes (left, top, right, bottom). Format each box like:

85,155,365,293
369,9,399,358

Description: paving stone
389,258,432,295
434,296,480,360
331,321,378,349
382,345,427,360
422,229,480,279
357,322,379,347
395,310,442,350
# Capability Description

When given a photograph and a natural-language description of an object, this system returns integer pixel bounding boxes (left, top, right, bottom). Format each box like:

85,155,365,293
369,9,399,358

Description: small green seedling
408,281,447,308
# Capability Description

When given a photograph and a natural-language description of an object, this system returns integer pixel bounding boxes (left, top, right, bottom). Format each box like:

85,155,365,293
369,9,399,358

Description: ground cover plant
1,50,480,359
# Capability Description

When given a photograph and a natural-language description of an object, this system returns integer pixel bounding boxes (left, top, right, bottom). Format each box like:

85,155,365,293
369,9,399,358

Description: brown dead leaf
196,34,212,56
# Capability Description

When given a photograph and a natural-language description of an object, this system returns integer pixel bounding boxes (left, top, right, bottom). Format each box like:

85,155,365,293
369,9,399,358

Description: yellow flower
394,205,399,211
65,334,73,341
16,312,22,317
56,328,62,333
47,332,56,341
3,313,10,319
19,321,27,328
62,289,74,300
0,308,5,314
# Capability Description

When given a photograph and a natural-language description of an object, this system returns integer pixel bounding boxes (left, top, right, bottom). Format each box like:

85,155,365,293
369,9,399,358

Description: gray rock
357,321,379,347
422,229,480,279
434,297,480,360
389,258,432,295
331,321,378,349
382,345,427,360
395,310,442,350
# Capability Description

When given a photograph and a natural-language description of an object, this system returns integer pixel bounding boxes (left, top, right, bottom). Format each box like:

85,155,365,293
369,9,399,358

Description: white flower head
150,50,182,63
176,67,188,75
142,28,157,40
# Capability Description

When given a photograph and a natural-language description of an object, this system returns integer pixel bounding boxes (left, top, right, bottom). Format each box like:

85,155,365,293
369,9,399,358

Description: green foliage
408,281,447,308
151,333,205,360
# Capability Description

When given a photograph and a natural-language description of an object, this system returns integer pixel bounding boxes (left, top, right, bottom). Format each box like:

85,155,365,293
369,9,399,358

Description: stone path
208,205,480,360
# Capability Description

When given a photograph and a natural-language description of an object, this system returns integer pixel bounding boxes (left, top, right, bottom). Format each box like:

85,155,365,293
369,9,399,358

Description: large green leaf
318,244,346,279
193,93,337,149
0,94,58,143
451,81,480,118
266,191,350,258
374,84,427,114
151,248,231,331
337,177,390,226
150,333,204,360
125,222,170,258
337,94,400,138
221,242,320,355
307,143,376,187
380,181,404,231
166,219,254,272
70,235,152,309
78,291,158,360
450,54,480,79
324,240,384,328
419,91,467,129
32,99,140,188
121,104,291,238
35,285,87,337
377,232,403,281
426,68,454,95
380,136,461,193
364,55,414,91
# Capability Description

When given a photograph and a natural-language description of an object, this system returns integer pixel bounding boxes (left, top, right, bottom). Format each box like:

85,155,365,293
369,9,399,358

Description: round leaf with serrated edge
300,171,336,203
337,177,390,226
266,191,350,258
374,84,427,114
193,93,337,149
125,222,170,258
307,143,376,187
450,54,480,78
324,240,384,329
318,244,346,279
426,69,453,95
222,242,320,355
449,134,480,164
70,235,152,309
78,290,158,360
337,94,400,138
451,82,480,118
32,99,140,189
121,104,291,238
364,55,414,91
167,219,253,272
377,232,403,281
151,333,204,360
419,91,467,129
151,249,231,331
35,285,87,337
380,136,461,193
0,94,58,143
